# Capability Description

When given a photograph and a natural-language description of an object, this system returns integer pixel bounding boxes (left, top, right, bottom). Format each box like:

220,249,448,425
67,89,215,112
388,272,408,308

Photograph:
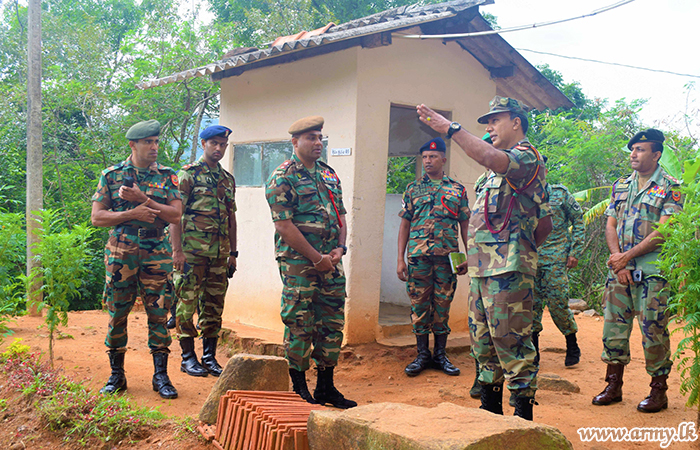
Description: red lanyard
327,189,343,228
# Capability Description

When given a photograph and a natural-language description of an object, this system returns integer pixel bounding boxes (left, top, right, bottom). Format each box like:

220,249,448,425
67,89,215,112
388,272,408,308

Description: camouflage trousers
601,274,672,377
173,254,228,339
103,231,172,353
533,263,578,336
406,255,457,335
278,257,346,372
468,271,538,397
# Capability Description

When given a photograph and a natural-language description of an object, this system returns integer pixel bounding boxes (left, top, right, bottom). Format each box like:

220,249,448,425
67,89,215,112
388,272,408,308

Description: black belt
114,226,164,239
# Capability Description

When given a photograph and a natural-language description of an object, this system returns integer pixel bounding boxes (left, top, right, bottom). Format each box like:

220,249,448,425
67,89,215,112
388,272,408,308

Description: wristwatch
446,122,462,139
338,245,348,255
230,251,239,258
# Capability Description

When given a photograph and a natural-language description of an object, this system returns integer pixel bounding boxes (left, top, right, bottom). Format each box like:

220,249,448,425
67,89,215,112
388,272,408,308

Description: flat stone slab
568,298,588,311
582,309,599,317
199,353,289,424
538,373,580,393
308,402,573,450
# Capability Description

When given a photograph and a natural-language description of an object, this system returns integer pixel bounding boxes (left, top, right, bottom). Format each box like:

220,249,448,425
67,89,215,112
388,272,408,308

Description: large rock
198,353,289,424
568,298,588,311
308,402,573,450
538,373,580,393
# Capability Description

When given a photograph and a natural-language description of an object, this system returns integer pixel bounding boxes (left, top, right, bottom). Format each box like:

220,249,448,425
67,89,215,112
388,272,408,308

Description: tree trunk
190,98,209,163
26,0,43,316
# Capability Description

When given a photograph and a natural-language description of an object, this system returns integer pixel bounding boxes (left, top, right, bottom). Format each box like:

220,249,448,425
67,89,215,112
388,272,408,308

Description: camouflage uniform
467,140,550,397
399,174,470,335
533,184,584,335
92,156,181,353
173,157,236,339
265,154,346,372
601,166,682,377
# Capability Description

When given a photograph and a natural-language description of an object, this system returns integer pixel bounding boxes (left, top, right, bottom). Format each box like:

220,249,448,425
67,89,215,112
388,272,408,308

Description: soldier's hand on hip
313,255,334,272
616,269,633,285
456,261,468,276
119,185,149,203
397,260,408,282
131,203,159,223
329,248,343,265
172,250,186,272
416,104,450,134
566,256,579,269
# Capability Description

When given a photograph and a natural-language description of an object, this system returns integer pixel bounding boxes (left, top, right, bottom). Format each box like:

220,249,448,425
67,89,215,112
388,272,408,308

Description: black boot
179,337,208,377
289,369,318,404
152,352,178,399
201,337,223,377
479,383,504,415
166,298,177,330
469,358,481,399
513,395,537,421
564,333,581,367
405,334,431,377
314,366,357,409
100,349,127,394
532,332,540,366
432,334,460,376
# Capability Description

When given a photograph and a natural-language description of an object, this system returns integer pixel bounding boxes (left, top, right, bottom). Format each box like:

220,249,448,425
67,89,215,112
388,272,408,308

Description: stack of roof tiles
199,391,326,450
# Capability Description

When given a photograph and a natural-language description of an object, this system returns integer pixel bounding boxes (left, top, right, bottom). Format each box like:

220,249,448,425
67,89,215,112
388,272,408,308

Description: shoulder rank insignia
171,174,179,187
648,185,666,198
671,190,681,202
321,170,339,184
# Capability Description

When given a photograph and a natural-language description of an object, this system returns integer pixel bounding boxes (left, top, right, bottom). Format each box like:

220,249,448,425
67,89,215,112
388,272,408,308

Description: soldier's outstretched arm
274,219,333,272
91,200,159,227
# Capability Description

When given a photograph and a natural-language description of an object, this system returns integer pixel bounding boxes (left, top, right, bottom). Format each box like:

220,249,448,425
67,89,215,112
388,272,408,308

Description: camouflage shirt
91,156,181,229
398,173,470,257
265,154,346,260
467,140,551,278
177,157,236,258
605,165,682,275
538,184,585,266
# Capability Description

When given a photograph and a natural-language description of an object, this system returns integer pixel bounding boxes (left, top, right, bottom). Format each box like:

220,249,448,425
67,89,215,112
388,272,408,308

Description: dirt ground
1,309,698,449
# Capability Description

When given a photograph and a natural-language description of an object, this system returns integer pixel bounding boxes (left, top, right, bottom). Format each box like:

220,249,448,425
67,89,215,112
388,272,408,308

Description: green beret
477,96,528,124
126,120,161,140
288,116,324,135
627,128,665,150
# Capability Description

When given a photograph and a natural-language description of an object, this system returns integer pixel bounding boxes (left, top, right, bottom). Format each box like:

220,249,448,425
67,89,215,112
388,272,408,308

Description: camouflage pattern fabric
468,272,538,396
92,156,180,353
174,255,227,339
601,275,672,377
600,165,682,375
406,256,456,335
533,184,583,335
279,260,346,371
177,158,236,258
266,154,346,260
466,140,550,278
266,154,347,371
398,173,470,257
533,264,577,335
173,158,236,340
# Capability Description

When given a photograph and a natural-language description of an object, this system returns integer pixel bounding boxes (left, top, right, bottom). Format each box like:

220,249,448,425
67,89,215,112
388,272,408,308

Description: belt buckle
137,228,147,238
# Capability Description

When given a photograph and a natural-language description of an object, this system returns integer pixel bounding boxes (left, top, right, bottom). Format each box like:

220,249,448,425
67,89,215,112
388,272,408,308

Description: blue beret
419,137,446,153
200,125,232,140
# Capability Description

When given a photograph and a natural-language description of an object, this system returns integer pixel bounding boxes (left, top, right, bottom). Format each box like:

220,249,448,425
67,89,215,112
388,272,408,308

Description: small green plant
0,338,31,361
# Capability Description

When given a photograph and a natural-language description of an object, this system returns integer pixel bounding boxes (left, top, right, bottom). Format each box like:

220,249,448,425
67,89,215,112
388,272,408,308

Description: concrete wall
218,36,496,342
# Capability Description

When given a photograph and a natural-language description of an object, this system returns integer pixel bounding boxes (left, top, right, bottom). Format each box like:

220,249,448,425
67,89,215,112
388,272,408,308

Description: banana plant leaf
583,198,611,226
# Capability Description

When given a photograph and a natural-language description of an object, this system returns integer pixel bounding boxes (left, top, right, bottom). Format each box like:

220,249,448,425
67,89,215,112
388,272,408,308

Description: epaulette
277,160,294,173
181,162,197,171
663,173,681,186
102,161,125,176
156,162,175,174
318,160,335,172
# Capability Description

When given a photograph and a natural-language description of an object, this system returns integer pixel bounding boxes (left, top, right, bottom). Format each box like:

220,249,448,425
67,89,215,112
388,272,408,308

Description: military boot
152,352,178,399
100,349,127,394
592,364,624,405
432,333,460,376
469,358,481,399
179,337,208,377
564,333,581,367
201,337,223,377
405,334,431,377
479,383,504,415
637,375,668,413
165,298,177,329
513,394,537,421
314,366,357,409
289,368,318,404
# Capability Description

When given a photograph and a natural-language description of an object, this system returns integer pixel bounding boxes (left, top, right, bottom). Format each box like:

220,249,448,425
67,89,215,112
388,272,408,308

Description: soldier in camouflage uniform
534,182,584,367
593,129,682,413
397,137,470,377
91,119,182,400
265,116,356,409
417,97,552,421
170,125,237,378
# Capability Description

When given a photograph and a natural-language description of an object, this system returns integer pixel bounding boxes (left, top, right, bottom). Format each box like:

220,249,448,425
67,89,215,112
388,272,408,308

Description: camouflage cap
477,96,529,124
627,128,665,150
125,119,161,140
288,116,324,135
